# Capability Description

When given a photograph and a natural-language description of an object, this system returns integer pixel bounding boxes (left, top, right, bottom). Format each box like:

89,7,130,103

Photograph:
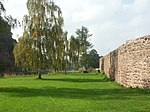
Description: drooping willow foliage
13,0,95,78
14,0,67,78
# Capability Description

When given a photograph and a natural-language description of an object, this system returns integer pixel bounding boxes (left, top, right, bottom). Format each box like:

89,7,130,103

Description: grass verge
0,73,150,112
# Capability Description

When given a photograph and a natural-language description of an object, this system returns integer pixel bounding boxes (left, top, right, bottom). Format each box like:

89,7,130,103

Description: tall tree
76,26,93,55
80,53,90,71
89,49,100,68
0,18,16,73
14,0,64,78
0,1,18,74
69,35,79,69
80,49,100,72
68,26,93,70
13,32,38,72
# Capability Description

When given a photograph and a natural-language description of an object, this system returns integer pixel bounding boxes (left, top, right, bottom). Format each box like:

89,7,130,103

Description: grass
0,73,150,112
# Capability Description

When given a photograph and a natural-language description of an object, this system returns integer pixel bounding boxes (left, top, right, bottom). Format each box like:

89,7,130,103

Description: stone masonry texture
99,35,150,89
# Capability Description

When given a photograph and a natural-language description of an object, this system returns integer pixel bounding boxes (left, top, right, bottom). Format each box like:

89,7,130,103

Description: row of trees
0,0,100,78
0,1,18,73
69,26,100,71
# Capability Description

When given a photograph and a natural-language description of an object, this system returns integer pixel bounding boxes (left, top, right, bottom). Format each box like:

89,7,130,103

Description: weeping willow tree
14,0,64,78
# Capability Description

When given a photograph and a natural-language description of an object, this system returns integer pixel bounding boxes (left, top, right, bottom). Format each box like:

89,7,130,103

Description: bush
78,68,85,73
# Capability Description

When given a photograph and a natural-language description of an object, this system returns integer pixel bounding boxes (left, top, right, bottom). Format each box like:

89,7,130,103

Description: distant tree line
0,1,18,74
0,0,100,78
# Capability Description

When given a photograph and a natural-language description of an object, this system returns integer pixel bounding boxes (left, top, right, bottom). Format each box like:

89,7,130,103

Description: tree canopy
80,49,100,71
0,1,17,74
14,0,66,78
0,0,101,76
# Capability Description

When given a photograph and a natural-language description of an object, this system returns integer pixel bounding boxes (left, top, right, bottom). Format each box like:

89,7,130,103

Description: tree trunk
65,69,67,75
38,74,42,79
38,71,42,79
38,70,42,79
38,40,42,79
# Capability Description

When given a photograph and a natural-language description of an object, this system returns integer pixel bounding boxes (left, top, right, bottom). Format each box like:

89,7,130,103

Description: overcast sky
4,0,150,55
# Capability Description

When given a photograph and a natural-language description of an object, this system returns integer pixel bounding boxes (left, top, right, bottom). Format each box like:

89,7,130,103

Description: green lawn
0,73,150,112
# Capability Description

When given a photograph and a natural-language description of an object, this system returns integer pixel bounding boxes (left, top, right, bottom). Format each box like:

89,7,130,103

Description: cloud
72,5,99,22
4,0,150,55
4,0,27,20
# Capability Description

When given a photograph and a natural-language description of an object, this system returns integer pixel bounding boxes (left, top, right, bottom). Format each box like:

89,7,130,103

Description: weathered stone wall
99,35,150,89
103,54,110,78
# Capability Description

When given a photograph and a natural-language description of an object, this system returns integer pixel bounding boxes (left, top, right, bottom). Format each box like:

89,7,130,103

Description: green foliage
0,1,5,13
89,49,100,68
13,33,38,71
0,1,20,74
80,49,100,70
76,26,93,54
69,35,79,69
0,1,19,28
0,13,16,73
69,26,94,70
80,53,91,70
0,74,150,112
14,0,67,78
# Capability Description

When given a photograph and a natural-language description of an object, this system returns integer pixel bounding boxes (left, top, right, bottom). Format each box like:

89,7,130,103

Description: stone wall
99,35,150,89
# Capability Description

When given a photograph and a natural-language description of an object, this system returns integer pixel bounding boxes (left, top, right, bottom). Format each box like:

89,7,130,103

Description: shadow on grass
41,78,109,83
0,86,149,100
41,73,110,83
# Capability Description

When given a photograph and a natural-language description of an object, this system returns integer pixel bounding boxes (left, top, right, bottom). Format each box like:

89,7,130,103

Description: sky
3,0,150,55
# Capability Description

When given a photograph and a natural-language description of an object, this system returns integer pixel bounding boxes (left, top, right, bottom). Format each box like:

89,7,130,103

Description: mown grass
0,73,150,112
